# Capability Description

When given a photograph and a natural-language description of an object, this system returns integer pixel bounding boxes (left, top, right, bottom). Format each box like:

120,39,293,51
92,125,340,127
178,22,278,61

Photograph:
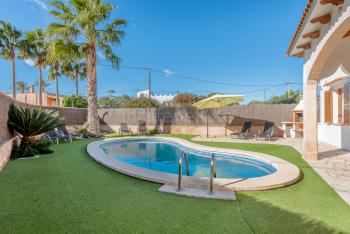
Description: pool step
158,185,236,200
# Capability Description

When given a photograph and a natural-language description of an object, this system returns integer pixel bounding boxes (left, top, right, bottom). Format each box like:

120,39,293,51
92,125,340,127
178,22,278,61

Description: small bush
147,128,159,135
11,138,53,159
8,104,63,158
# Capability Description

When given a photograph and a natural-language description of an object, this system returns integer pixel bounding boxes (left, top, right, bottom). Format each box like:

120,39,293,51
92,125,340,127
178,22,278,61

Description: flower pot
23,135,42,143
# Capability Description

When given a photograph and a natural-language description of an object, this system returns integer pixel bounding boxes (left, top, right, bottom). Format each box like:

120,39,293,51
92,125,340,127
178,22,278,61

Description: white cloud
25,58,35,67
164,69,174,77
26,0,48,11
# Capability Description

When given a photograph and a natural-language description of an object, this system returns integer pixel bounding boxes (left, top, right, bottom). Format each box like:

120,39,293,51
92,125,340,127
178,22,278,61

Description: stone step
158,184,236,200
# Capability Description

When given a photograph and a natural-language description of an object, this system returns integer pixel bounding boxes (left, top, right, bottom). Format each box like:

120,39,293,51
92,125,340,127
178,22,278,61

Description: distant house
7,85,65,107
137,89,174,105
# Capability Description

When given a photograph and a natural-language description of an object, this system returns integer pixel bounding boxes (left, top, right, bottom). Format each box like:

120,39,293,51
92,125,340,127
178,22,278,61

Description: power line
98,63,301,88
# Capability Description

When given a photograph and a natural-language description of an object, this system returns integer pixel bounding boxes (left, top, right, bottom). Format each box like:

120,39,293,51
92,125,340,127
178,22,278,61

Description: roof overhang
320,64,350,89
287,0,344,57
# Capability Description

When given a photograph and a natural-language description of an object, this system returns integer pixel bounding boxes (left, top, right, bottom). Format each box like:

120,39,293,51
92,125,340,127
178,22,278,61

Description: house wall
318,124,350,150
318,77,349,150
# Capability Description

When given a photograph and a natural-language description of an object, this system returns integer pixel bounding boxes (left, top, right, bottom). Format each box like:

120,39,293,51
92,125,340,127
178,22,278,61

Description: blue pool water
101,139,276,179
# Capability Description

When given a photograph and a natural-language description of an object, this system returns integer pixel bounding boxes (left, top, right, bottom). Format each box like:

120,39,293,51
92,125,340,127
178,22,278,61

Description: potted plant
7,104,63,158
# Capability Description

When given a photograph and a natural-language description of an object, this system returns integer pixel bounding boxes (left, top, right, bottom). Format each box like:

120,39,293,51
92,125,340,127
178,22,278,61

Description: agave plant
8,104,63,138
8,104,63,158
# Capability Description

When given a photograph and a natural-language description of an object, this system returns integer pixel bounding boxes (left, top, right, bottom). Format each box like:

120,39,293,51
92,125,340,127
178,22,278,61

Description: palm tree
21,29,47,105
48,0,126,134
35,79,50,92
49,63,62,106
16,81,28,93
72,61,86,97
47,39,65,107
0,29,4,85
107,89,116,99
0,21,23,99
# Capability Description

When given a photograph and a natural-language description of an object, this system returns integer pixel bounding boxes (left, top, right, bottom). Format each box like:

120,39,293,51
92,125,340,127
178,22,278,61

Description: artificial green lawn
0,135,349,233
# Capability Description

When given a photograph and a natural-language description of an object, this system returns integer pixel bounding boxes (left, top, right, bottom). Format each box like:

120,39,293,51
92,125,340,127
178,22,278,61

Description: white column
303,79,318,160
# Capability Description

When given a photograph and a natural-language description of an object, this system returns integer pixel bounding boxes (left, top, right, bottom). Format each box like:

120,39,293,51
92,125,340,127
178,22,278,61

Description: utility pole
148,67,151,99
287,83,291,98
264,89,266,102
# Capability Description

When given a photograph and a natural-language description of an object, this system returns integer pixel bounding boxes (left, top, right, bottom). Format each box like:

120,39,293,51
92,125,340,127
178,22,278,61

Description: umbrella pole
206,108,209,138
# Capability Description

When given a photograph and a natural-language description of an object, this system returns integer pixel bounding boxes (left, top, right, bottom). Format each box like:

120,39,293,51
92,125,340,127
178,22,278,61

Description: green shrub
62,96,88,108
8,104,63,158
11,138,53,159
147,128,159,135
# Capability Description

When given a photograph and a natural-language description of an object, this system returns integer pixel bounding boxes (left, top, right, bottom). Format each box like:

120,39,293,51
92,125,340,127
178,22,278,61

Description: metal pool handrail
177,152,189,191
209,153,217,194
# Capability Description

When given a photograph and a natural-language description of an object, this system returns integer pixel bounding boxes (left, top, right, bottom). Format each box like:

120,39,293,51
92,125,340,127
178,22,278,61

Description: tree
72,61,86,96
125,96,160,108
16,81,28,93
46,39,70,107
48,62,62,106
173,93,202,106
21,29,47,105
97,95,131,108
0,21,23,98
62,95,88,108
35,79,50,92
48,0,127,134
107,89,116,98
249,90,301,104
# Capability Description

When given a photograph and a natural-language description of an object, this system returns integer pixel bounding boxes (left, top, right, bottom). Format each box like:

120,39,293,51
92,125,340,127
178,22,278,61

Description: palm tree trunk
75,67,79,97
11,49,16,99
38,61,43,106
86,42,99,134
55,76,59,107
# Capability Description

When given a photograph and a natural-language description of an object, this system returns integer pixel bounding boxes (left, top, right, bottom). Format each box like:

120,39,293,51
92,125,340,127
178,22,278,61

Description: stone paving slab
159,185,236,200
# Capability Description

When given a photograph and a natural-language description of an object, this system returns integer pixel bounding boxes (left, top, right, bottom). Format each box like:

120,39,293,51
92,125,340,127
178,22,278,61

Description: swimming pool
87,137,300,191
101,138,276,179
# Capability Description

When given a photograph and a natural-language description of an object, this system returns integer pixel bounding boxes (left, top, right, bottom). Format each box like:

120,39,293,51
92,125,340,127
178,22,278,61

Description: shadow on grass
238,194,339,233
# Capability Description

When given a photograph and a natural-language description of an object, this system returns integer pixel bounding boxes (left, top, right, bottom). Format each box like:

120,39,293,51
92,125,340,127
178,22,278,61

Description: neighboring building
137,89,174,105
287,0,350,159
7,85,65,107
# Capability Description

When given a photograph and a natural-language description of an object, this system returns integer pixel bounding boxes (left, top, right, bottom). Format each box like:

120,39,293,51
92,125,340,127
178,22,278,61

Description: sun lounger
44,129,71,144
56,125,74,143
231,121,252,139
137,120,148,134
119,123,132,135
255,122,275,141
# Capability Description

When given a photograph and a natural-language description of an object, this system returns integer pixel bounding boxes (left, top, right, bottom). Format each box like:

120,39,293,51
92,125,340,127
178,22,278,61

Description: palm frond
97,42,120,68
8,104,63,137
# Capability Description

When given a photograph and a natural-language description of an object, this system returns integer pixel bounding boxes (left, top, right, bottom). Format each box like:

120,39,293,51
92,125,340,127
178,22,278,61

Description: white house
287,0,350,159
318,64,350,150
137,89,174,105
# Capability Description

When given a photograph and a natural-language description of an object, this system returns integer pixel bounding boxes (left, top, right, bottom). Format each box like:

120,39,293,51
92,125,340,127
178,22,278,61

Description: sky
0,0,306,103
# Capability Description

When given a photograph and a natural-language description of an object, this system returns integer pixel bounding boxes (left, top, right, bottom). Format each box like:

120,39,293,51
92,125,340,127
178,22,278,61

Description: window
338,88,343,124
344,83,350,125
324,90,333,124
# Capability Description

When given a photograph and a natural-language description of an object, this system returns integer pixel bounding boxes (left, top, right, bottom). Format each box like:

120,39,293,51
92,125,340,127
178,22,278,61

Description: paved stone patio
193,136,350,206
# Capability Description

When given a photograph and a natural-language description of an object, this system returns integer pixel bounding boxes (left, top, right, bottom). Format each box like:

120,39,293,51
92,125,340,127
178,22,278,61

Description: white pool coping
87,137,300,191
